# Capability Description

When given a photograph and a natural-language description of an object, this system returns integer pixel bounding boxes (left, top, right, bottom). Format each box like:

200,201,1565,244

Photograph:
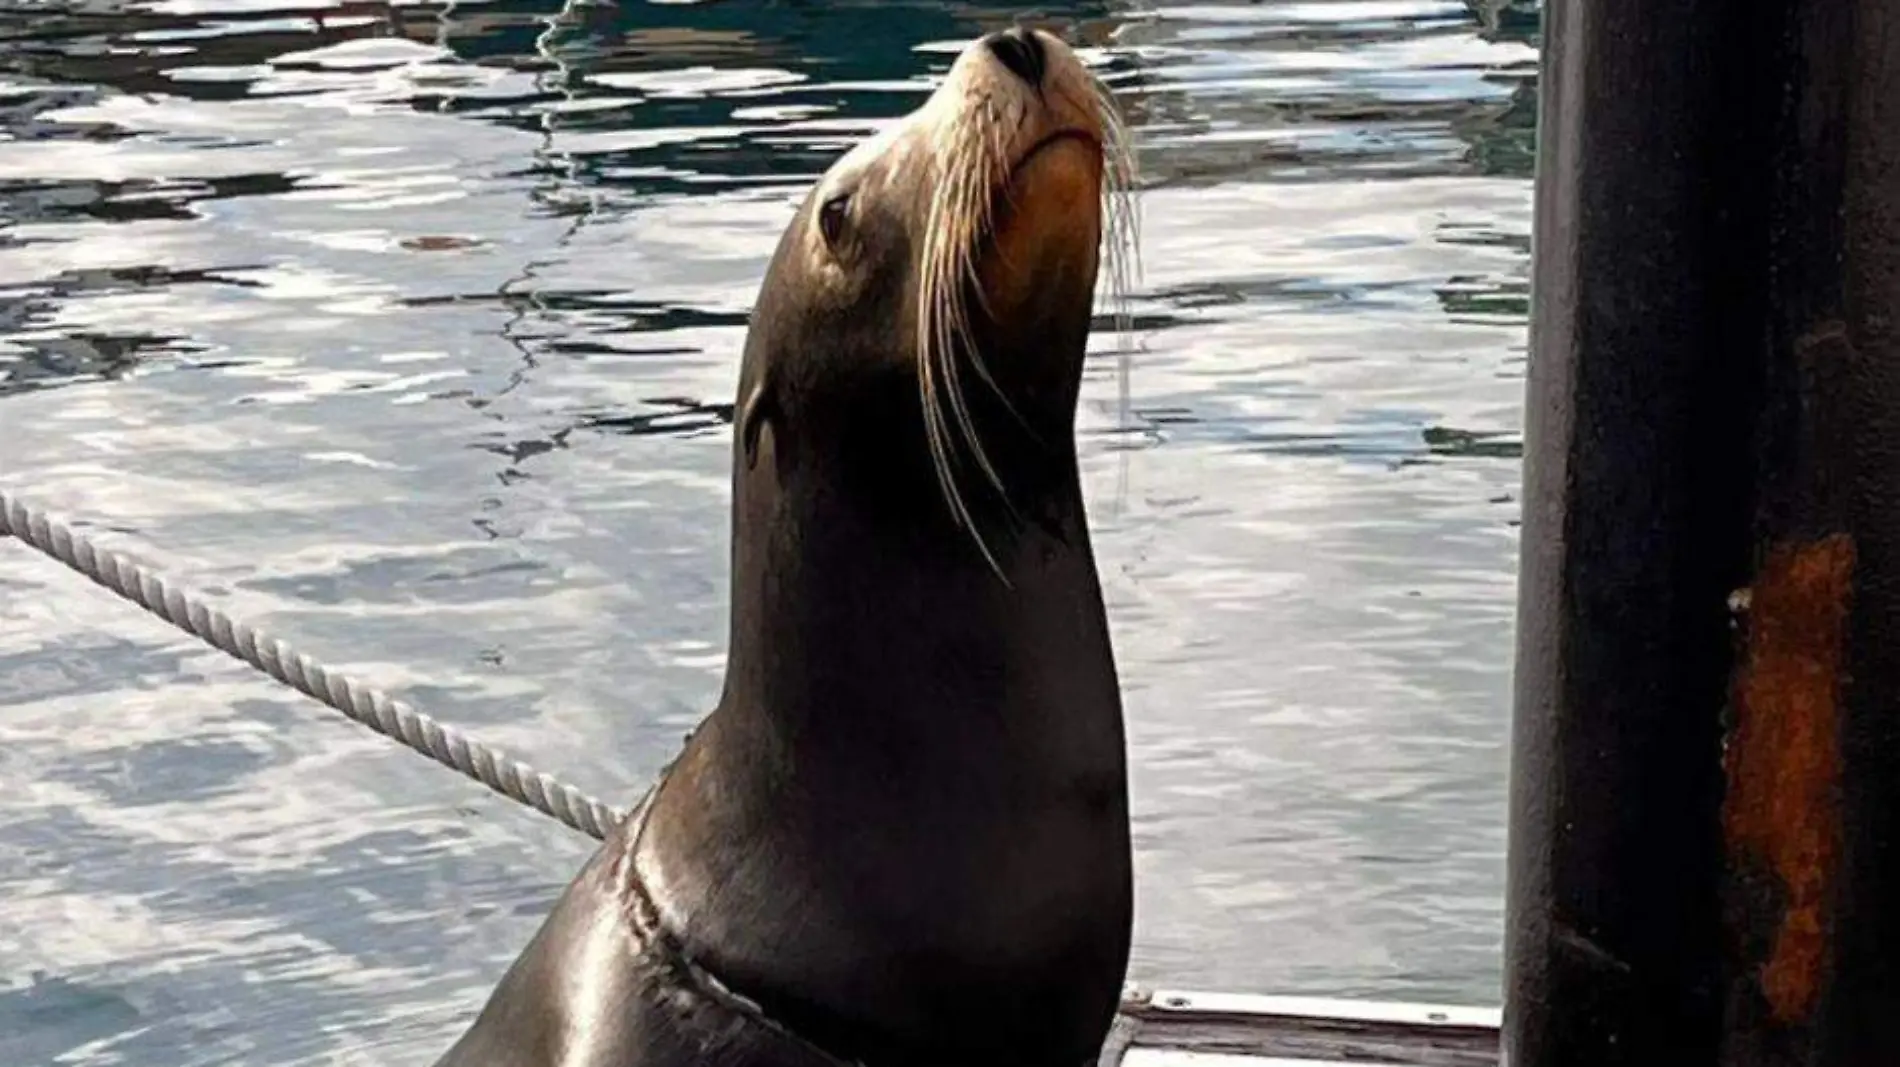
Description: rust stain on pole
1722,534,1854,1024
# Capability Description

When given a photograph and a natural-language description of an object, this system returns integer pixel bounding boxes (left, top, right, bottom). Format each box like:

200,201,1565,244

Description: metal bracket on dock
1108,986,1500,1066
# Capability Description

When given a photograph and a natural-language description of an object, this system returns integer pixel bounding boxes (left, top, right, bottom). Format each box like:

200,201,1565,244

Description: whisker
942,182,1007,488
915,131,1009,575
953,96,1049,468
925,132,1006,509
912,50,1140,580
1091,78,1142,356
946,115,1034,488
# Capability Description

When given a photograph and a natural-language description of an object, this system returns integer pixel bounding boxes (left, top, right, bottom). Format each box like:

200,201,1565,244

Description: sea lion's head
737,27,1137,569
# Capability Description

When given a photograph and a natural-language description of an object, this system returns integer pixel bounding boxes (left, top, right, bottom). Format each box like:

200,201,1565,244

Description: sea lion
434,25,1139,1067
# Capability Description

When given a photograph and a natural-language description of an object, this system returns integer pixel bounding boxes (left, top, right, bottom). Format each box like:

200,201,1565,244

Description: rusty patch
1722,533,1854,1023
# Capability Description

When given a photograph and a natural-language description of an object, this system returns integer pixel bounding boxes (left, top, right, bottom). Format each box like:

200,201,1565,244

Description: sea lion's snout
956,28,1109,327
959,26,1101,149
983,26,1048,88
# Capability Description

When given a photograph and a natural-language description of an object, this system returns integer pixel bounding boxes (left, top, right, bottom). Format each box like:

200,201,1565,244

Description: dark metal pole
1505,0,1900,1060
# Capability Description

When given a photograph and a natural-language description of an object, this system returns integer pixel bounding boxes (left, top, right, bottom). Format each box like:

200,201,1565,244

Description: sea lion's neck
632,380,1130,1066
720,410,1113,753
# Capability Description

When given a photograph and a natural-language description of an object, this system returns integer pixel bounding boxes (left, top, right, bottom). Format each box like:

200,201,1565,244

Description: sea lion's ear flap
740,373,778,469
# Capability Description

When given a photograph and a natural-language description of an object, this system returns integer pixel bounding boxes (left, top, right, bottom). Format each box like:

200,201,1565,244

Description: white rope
0,488,625,840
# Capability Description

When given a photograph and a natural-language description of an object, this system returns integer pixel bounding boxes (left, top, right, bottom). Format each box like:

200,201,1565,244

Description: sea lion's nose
984,27,1047,87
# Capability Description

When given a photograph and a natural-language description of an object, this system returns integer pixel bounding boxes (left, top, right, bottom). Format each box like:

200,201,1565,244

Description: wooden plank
1107,989,1501,1067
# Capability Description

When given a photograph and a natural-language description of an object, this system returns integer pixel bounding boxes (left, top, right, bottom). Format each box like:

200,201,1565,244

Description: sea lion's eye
818,193,850,250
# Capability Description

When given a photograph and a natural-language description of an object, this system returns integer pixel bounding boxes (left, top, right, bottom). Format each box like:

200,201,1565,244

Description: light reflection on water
0,1,1537,1062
